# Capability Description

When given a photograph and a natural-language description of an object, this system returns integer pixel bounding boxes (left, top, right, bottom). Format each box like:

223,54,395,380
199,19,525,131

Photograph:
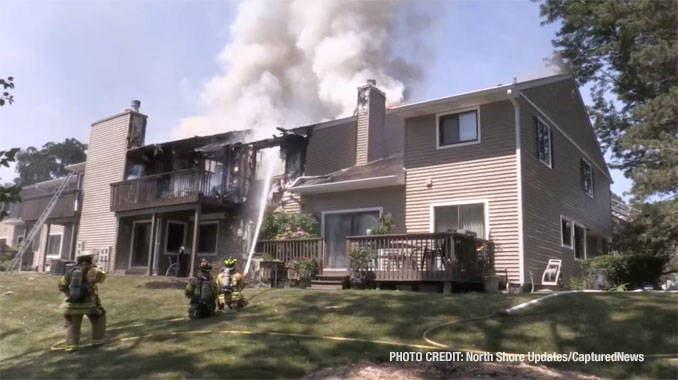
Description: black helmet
224,258,237,269
199,259,212,271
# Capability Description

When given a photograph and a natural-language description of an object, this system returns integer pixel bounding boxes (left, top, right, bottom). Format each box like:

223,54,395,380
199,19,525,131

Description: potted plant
259,253,284,287
290,256,319,289
349,247,374,289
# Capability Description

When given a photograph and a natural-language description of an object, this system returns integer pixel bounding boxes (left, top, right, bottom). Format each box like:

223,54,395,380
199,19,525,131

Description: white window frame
436,106,481,149
128,219,152,269
429,199,490,239
573,222,587,261
581,159,594,198
536,117,552,168
560,215,573,250
197,221,219,256
45,232,64,259
165,220,188,255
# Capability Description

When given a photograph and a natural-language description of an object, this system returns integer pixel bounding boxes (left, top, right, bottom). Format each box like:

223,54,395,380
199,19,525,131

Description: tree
14,138,87,186
0,77,14,107
0,149,21,221
536,0,677,201
611,200,678,257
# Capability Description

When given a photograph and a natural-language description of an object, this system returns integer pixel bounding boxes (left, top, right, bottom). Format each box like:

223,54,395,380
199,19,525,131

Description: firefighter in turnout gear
184,259,218,319
57,251,107,353
216,258,247,310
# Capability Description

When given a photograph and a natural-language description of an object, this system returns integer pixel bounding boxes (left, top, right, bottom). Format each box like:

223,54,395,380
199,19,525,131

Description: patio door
130,221,152,268
324,211,379,269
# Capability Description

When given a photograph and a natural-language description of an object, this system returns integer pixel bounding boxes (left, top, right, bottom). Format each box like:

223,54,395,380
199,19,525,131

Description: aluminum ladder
5,171,76,275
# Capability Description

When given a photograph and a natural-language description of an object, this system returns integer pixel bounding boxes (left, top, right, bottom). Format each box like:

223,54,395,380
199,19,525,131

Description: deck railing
110,168,220,212
20,189,80,221
347,232,494,282
256,238,325,279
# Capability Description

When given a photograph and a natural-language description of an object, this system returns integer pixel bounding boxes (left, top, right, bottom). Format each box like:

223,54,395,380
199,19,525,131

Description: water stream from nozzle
243,148,279,275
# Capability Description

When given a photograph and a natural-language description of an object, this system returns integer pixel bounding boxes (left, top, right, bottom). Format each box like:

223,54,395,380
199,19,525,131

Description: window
165,222,186,253
46,234,62,257
0,238,7,251
561,217,573,248
581,160,594,197
574,224,586,260
438,109,479,147
537,118,552,167
433,202,486,238
602,238,609,255
198,222,218,255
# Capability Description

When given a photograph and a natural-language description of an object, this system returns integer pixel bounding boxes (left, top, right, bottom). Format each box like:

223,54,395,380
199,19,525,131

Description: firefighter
184,259,218,319
57,251,107,353
216,258,248,310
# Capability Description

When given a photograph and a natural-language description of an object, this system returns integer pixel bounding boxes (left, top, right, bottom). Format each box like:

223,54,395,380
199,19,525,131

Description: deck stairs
311,270,347,290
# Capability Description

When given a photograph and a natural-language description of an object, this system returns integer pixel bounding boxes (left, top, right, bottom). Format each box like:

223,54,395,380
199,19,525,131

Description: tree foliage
536,0,677,201
611,201,678,257
14,138,87,186
0,149,21,221
0,77,14,107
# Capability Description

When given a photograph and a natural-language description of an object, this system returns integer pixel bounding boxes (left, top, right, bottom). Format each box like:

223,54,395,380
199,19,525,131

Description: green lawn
0,274,676,379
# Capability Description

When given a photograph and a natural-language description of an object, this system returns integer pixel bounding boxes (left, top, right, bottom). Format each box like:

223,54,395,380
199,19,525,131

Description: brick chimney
356,80,386,166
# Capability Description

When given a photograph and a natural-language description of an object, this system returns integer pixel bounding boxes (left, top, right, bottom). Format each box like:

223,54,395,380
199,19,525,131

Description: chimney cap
367,79,377,86
131,100,141,112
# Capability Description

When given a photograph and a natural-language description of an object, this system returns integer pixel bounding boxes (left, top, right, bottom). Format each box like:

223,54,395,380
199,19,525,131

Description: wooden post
42,224,51,272
153,216,163,276
443,281,453,295
189,207,201,277
147,213,156,276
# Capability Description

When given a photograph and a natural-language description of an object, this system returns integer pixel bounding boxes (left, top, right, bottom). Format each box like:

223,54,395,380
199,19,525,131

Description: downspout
509,87,526,287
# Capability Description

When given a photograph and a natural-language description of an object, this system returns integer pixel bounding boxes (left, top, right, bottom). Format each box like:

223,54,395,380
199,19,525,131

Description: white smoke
173,0,434,140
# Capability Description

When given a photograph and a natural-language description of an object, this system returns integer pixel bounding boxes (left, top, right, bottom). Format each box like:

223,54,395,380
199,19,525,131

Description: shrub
568,276,589,290
583,255,667,289
290,257,318,288
371,215,395,235
260,212,318,240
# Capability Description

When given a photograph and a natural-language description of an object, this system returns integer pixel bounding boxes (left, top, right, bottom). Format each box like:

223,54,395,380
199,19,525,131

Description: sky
0,0,632,198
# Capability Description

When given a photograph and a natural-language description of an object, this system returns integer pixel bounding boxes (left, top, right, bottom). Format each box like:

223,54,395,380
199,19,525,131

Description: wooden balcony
110,169,231,212
256,233,494,283
20,189,80,222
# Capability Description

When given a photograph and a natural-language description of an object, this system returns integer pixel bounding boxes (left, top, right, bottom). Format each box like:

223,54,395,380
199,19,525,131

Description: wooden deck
256,232,494,284
110,168,232,212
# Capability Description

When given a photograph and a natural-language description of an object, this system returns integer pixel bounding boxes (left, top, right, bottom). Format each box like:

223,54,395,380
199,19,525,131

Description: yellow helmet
224,258,237,269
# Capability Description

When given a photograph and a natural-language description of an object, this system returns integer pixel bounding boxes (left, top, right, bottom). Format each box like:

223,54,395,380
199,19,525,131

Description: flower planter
260,261,285,288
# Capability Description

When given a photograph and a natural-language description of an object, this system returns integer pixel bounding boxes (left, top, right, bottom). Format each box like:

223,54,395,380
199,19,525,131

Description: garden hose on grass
48,291,677,360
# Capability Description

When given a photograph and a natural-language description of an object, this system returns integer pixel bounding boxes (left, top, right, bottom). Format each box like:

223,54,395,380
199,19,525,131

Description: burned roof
300,155,404,186
128,130,250,156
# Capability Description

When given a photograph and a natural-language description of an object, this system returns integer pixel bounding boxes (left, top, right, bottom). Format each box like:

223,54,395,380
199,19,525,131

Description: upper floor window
581,160,594,197
537,118,552,168
437,109,479,148
561,216,573,249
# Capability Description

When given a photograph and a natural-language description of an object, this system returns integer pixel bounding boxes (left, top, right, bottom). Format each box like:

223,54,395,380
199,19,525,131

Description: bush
260,212,318,240
568,276,588,290
371,215,395,235
289,257,318,288
583,255,668,289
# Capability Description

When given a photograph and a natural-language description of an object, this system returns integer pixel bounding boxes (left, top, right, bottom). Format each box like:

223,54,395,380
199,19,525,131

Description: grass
0,274,676,379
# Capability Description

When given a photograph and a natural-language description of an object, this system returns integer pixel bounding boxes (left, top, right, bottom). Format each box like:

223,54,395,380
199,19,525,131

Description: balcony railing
347,232,494,282
110,169,225,212
256,233,494,283
21,189,80,221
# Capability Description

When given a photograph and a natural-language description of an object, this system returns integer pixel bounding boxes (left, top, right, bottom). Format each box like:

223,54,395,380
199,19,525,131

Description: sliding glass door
324,211,379,269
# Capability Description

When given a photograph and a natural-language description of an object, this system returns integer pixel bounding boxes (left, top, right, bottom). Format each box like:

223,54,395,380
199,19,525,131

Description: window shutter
549,129,554,168
535,117,540,160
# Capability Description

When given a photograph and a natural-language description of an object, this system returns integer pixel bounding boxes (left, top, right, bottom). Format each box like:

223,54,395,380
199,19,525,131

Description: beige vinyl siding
78,112,131,270
305,121,357,175
356,109,369,166
519,96,612,285
404,100,521,283
300,187,406,234
521,79,609,176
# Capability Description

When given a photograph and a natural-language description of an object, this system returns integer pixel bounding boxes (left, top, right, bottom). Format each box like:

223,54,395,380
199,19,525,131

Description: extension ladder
5,171,76,275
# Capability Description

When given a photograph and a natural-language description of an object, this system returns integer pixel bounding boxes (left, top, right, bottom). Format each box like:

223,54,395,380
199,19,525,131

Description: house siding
78,112,131,269
305,121,357,175
300,187,406,234
518,95,612,285
404,100,521,283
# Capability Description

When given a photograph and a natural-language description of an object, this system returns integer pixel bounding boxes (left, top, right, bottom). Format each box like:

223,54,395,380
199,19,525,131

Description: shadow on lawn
1,291,675,379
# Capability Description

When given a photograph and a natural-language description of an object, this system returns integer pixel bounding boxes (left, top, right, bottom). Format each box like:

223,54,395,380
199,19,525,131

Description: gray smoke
174,0,435,140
